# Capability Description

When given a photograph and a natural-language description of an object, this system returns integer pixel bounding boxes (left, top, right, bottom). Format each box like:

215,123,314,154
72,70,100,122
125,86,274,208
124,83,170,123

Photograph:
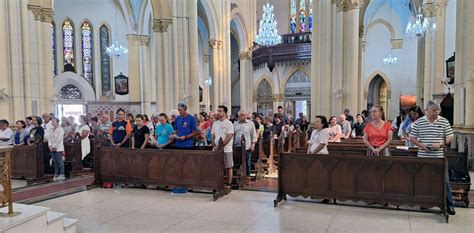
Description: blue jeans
445,161,454,208
245,150,252,177
51,151,64,176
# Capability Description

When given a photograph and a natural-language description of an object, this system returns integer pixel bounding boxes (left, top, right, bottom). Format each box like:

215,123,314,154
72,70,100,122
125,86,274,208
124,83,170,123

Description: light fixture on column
205,76,212,86
255,2,281,46
106,3,128,58
405,6,437,39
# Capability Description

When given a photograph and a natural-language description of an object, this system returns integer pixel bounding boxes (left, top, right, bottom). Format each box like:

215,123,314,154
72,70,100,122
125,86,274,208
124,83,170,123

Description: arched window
81,21,93,85
99,25,111,95
289,0,313,33
62,20,75,67
51,22,57,77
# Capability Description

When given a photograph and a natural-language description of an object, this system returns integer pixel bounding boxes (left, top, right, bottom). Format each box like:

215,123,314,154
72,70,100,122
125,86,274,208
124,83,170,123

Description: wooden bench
274,152,449,222
94,140,227,201
11,144,44,179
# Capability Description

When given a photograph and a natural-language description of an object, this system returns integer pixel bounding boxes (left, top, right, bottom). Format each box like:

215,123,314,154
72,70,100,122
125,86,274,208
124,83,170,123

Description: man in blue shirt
174,103,197,148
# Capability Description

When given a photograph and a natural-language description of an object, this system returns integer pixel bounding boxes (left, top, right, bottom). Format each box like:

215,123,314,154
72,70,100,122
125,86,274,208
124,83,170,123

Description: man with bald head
234,110,257,177
339,114,351,139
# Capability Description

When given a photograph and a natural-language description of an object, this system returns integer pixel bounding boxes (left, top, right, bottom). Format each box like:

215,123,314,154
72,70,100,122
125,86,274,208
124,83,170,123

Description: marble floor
34,187,473,233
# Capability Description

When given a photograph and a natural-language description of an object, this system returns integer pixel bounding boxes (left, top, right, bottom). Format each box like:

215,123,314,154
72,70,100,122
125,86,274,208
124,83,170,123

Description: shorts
224,152,234,169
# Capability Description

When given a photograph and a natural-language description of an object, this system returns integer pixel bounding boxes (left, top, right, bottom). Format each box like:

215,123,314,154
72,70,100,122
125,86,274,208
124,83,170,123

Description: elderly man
339,114,352,139
409,100,455,215
42,113,54,142
233,111,257,177
0,119,13,146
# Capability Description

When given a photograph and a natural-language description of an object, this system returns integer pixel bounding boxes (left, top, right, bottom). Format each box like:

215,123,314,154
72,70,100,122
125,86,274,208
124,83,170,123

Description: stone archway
284,70,311,120
367,74,388,116
257,79,273,117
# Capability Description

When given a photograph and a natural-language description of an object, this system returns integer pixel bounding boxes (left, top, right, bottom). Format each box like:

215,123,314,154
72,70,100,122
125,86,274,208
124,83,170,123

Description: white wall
363,5,418,120
53,0,130,101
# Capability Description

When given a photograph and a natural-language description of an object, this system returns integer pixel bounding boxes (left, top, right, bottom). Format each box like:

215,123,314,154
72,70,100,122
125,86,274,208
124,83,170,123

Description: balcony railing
252,32,312,71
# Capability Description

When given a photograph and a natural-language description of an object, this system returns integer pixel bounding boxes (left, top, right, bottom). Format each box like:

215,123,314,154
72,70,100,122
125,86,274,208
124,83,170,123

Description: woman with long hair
401,105,425,147
363,106,393,156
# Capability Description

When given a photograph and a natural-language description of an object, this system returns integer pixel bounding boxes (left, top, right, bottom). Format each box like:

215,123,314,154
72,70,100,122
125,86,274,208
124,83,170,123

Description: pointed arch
62,18,75,69
80,19,94,86
230,8,249,51
197,0,217,40
364,70,392,94
280,67,310,94
254,75,275,96
366,18,397,41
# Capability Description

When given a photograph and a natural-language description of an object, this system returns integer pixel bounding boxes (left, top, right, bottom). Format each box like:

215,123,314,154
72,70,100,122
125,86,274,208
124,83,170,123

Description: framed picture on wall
446,53,455,85
114,73,129,95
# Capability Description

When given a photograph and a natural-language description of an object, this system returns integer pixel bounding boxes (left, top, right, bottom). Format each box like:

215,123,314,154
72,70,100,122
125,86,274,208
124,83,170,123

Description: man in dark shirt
344,108,354,126
276,106,289,125
174,103,197,148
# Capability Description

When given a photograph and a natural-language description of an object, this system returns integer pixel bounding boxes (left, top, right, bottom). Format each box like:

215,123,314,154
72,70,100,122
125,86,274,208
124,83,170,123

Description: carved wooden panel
11,144,44,179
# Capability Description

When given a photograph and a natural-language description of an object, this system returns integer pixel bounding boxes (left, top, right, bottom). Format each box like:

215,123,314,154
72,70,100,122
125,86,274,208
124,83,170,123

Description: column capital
239,51,251,60
422,3,437,17
334,0,362,12
138,35,150,46
28,6,53,22
152,19,172,33
208,39,223,50
272,94,285,102
391,39,403,49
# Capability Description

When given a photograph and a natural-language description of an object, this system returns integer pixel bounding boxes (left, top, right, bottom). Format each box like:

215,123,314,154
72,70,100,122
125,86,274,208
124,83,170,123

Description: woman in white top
76,115,90,160
49,118,65,181
307,115,330,154
327,116,342,142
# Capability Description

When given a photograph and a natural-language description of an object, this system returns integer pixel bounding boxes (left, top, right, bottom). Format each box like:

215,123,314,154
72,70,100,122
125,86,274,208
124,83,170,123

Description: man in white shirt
42,113,54,142
212,105,234,189
233,111,257,177
0,119,14,146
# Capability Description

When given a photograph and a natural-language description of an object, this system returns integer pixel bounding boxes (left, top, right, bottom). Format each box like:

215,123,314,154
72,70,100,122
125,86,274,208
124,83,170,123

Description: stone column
334,3,344,115
187,0,200,114
153,19,165,112
459,1,474,129
202,55,210,110
39,9,54,114
239,51,252,111
21,0,32,115
138,35,151,114
453,0,464,128
127,34,141,104
311,0,333,118
0,0,12,120
273,94,284,112
342,0,360,113
432,0,448,98
161,20,172,113
209,39,223,109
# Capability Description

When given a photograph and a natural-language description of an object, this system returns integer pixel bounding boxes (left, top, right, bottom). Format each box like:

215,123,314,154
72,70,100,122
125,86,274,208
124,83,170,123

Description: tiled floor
34,187,474,233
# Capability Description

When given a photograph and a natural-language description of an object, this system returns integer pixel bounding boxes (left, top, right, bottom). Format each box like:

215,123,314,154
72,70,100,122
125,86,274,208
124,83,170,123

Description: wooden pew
274,152,449,222
255,136,272,179
94,140,227,201
11,143,44,179
63,134,83,176
232,135,248,188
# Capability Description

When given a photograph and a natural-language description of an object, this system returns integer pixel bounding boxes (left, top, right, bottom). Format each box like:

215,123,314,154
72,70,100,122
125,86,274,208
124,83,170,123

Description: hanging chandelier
106,40,128,58
255,2,281,46
406,7,437,39
383,54,398,65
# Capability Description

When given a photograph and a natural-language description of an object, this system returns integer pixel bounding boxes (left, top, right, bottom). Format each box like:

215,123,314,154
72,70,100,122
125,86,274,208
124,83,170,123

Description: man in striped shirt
409,100,455,215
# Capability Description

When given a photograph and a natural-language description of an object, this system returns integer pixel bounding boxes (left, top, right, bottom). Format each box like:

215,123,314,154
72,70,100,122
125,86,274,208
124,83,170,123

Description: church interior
0,0,473,232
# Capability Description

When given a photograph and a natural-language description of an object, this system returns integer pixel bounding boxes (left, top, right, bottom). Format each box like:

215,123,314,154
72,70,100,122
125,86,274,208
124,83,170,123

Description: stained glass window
290,0,297,33
51,22,57,77
290,0,313,33
81,21,93,85
63,20,74,67
59,84,82,99
299,0,306,32
100,25,111,95
309,0,313,31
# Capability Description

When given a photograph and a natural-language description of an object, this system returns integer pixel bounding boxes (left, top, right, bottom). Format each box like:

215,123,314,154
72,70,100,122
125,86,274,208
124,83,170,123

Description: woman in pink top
327,116,342,142
363,105,393,156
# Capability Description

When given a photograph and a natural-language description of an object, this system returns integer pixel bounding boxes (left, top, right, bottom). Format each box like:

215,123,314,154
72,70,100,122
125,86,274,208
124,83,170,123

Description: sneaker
447,207,456,215
52,176,58,181
57,175,65,181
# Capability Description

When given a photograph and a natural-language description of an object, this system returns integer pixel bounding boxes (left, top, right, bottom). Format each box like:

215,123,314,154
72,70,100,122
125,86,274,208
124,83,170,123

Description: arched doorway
230,32,240,115
367,74,388,114
284,71,311,120
56,84,85,122
257,79,273,117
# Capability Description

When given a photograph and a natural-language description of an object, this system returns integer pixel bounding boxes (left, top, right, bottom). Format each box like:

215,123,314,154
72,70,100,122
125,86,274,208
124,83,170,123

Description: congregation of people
0,99,456,214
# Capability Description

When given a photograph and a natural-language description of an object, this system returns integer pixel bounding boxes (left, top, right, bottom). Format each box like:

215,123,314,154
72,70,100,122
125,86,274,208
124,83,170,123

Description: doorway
56,104,85,124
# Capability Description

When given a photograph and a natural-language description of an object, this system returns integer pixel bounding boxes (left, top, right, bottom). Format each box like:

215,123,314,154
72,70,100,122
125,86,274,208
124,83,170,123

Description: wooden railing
252,32,312,71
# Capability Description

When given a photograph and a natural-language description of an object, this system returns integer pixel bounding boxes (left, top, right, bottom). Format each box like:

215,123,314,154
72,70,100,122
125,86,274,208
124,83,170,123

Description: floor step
63,217,78,233
47,211,66,225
